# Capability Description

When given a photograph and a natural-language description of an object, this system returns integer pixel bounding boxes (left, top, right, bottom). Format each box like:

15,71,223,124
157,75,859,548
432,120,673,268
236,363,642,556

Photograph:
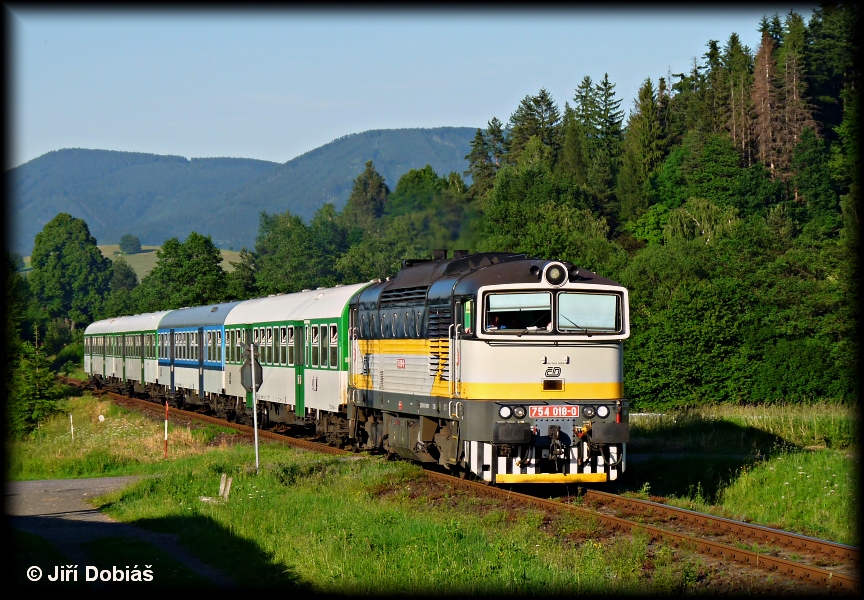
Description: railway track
65,377,859,593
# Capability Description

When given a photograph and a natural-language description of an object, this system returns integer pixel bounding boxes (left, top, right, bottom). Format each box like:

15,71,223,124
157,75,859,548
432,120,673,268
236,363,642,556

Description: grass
7,394,241,480
95,447,706,593
9,395,858,591
629,401,857,455
660,448,858,546
11,530,82,588
10,394,709,594
623,402,859,546
81,537,214,587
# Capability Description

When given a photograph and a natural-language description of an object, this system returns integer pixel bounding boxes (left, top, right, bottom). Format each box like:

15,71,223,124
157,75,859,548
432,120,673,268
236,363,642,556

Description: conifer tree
464,128,495,199
723,33,755,165
618,78,664,221
486,117,507,168
595,74,625,159
557,102,589,185
777,10,818,165
752,31,782,179
703,40,730,134
506,88,563,164
340,161,389,238
8,341,64,437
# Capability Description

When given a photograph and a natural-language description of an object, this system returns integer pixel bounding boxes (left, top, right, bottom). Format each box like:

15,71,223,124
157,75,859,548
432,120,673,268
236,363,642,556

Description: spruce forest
7,7,858,431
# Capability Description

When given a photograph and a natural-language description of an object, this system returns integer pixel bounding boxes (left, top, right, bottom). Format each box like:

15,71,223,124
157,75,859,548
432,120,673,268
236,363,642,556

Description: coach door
169,329,176,393
294,323,306,417
140,333,146,384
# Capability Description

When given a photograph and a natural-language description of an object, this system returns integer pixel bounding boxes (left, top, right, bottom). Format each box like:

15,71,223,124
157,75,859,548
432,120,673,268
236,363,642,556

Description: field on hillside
21,246,241,278
98,245,241,278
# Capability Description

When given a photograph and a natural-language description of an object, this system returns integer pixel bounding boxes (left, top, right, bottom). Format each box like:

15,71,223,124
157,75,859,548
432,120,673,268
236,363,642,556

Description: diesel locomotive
84,251,631,484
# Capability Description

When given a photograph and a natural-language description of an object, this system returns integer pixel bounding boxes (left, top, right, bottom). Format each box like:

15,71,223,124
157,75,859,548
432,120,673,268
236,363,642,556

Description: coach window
310,325,319,367
329,325,338,368
280,327,287,365
287,327,295,365
273,327,281,365
321,325,329,368
266,327,273,365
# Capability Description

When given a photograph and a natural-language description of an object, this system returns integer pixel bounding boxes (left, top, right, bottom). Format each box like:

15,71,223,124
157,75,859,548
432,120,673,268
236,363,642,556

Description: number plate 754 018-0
529,405,579,418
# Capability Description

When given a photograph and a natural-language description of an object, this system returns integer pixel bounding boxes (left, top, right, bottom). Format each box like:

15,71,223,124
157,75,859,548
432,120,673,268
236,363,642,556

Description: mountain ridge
7,126,477,254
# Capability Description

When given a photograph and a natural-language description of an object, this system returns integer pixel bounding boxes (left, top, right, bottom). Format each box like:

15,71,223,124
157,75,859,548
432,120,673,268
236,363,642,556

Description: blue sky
8,6,815,171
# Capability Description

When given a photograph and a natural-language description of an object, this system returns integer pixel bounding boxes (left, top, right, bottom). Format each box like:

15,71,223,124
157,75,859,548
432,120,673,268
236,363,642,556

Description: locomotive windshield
486,292,552,331
557,292,619,333
484,291,621,334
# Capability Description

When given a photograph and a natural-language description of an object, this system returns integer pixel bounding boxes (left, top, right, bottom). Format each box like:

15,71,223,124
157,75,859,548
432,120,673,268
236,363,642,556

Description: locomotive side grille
428,309,451,381
426,309,451,338
379,286,429,306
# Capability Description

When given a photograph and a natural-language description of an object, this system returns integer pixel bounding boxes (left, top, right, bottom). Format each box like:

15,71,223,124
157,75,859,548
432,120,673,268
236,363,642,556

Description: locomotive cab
347,252,630,484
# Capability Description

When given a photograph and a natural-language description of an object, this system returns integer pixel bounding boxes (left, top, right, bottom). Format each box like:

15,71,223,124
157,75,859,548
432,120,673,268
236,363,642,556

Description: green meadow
8,394,858,591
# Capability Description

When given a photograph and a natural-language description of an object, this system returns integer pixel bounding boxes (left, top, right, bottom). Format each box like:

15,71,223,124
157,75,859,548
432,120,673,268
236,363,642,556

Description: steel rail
67,378,858,593
421,471,860,593
582,488,859,565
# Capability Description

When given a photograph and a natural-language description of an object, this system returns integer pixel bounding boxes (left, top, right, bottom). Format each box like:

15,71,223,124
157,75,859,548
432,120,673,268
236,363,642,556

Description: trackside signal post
239,343,263,473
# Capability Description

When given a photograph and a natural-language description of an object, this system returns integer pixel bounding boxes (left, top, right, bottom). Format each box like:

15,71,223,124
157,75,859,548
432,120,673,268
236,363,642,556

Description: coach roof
158,301,245,330
225,282,370,325
85,310,173,335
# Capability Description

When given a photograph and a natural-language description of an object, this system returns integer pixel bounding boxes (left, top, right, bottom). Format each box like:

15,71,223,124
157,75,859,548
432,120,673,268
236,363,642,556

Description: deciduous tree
28,213,112,329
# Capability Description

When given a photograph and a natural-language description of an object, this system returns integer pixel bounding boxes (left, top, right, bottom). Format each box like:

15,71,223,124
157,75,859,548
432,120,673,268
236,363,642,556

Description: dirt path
7,476,237,588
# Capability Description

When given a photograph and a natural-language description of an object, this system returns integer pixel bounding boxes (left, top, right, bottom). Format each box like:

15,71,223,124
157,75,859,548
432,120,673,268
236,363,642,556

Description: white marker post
250,341,260,474
164,401,169,459
70,414,74,442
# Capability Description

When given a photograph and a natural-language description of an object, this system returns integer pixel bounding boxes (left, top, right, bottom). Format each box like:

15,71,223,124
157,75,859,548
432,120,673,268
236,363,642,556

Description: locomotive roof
360,252,623,307
158,300,245,330
84,310,173,335
224,281,370,325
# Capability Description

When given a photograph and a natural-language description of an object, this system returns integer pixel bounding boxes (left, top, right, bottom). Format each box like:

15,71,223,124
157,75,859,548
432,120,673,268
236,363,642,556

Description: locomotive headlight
596,405,610,419
543,262,568,287
513,406,527,419
583,406,596,418
499,405,513,419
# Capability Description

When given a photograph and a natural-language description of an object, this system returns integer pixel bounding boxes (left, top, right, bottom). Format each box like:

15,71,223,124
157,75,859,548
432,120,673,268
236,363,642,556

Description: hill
7,127,476,254
21,246,243,279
